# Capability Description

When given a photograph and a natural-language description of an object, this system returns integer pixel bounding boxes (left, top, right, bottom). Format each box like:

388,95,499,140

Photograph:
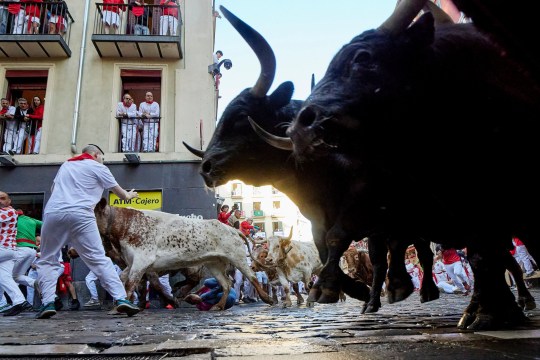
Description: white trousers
37,212,127,305
515,245,534,274
141,121,159,152
2,123,27,154
0,247,26,306
120,120,140,152
233,268,243,301
444,261,469,292
437,280,458,294
13,246,37,287
13,9,25,34
158,274,173,296
86,264,123,300
159,15,178,35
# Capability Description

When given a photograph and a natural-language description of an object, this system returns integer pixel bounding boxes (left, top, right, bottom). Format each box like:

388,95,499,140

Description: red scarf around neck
0,107,7,115
68,153,94,161
146,101,153,104
123,101,131,108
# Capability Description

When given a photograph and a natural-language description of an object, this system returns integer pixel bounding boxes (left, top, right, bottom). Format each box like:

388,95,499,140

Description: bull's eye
353,50,371,65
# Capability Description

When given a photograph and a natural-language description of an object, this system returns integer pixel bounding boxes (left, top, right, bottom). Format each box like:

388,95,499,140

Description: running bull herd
187,0,540,330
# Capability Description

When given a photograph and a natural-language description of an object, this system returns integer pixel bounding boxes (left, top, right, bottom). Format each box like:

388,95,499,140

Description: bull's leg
136,277,148,310
386,237,414,304
414,238,439,303
363,235,387,313
292,282,304,305
504,252,536,310
205,262,232,311
464,245,528,330
277,274,293,308
271,284,279,305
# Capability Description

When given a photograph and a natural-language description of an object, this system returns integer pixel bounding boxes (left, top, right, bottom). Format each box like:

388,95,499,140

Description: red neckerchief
146,101,153,104
0,107,7,115
68,153,94,161
123,101,131,107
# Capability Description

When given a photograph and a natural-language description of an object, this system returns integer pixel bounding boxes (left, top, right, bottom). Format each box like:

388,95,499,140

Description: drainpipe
71,0,91,154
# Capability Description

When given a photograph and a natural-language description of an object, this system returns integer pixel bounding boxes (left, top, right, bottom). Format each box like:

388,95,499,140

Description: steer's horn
220,6,276,98
182,141,205,158
378,0,427,35
247,116,293,151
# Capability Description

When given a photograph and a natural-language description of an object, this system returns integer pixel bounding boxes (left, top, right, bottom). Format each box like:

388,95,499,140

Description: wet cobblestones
0,288,539,359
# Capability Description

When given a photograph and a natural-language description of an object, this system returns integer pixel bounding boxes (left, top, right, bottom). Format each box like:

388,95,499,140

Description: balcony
0,1,74,58
253,210,264,217
92,3,182,59
0,118,42,156
116,116,160,153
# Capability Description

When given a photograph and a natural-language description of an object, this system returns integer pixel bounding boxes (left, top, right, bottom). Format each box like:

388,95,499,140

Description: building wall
0,0,218,215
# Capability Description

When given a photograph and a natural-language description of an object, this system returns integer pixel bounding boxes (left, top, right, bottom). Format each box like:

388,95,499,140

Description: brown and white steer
253,231,322,307
94,199,273,310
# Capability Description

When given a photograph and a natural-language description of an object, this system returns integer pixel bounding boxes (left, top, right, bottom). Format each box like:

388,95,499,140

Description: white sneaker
83,298,101,307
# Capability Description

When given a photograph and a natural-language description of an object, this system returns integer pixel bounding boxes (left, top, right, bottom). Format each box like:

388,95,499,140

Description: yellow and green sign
109,190,162,211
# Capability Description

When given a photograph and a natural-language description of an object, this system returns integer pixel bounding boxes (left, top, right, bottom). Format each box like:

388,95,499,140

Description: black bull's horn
183,141,204,158
247,116,293,151
220,6,276,98
378,0,428,35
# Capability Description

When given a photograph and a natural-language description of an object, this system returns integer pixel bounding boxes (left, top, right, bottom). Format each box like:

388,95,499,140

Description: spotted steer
94,199,273,310
253,231,322,308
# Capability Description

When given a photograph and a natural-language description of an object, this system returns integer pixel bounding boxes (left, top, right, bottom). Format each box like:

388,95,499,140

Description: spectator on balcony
131,0,150,35
218,204,236,226
5,98,33,155
102,0,126,35
0,98,16,154
27,96,44,154
159,0,179,36
23,0,43,34
0,1,9,34
10,1,25,34
116,93,140,152
137,92,159,152
48,0,67,35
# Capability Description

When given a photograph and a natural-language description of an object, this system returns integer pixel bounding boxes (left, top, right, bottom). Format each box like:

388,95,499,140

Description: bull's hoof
362,300,381,314
307,287,322,303
387,284,413,304
297,296,305,305
518,296,536,311
457,312,475,330
467,313,495,331
317,288,341,303
306,300,316,308
282,301,293,308
420,284,440,303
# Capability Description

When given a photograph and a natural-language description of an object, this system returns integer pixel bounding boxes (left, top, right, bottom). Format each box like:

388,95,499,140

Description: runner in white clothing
35,144,141,319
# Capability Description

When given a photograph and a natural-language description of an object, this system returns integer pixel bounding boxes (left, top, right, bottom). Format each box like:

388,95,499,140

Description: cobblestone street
0,287,539,359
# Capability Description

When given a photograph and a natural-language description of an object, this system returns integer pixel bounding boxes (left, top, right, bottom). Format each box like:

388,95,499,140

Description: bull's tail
237,231,275,271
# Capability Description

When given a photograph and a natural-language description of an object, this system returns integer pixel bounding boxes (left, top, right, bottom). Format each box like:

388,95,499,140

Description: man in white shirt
0,98,16,154
35,144,140,319
138,92,160,152
116,93,141,152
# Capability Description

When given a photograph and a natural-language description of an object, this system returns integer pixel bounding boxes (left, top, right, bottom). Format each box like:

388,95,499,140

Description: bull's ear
269,81,294,109
405,12,435,47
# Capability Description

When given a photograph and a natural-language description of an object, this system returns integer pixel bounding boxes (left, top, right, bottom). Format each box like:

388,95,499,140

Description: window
253,202,262,211
231,183,242,196
118,70,162,153
233,202,242,211
272,221,283,233
2,70,48,155
271,187,280,195
273,201,281,210
254,222,265,232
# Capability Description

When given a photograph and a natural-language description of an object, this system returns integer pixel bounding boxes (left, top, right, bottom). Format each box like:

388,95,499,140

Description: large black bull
280,0,540,329
185,6,441,313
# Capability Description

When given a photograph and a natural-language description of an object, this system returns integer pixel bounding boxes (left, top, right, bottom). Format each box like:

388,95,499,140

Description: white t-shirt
45,159,118,215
